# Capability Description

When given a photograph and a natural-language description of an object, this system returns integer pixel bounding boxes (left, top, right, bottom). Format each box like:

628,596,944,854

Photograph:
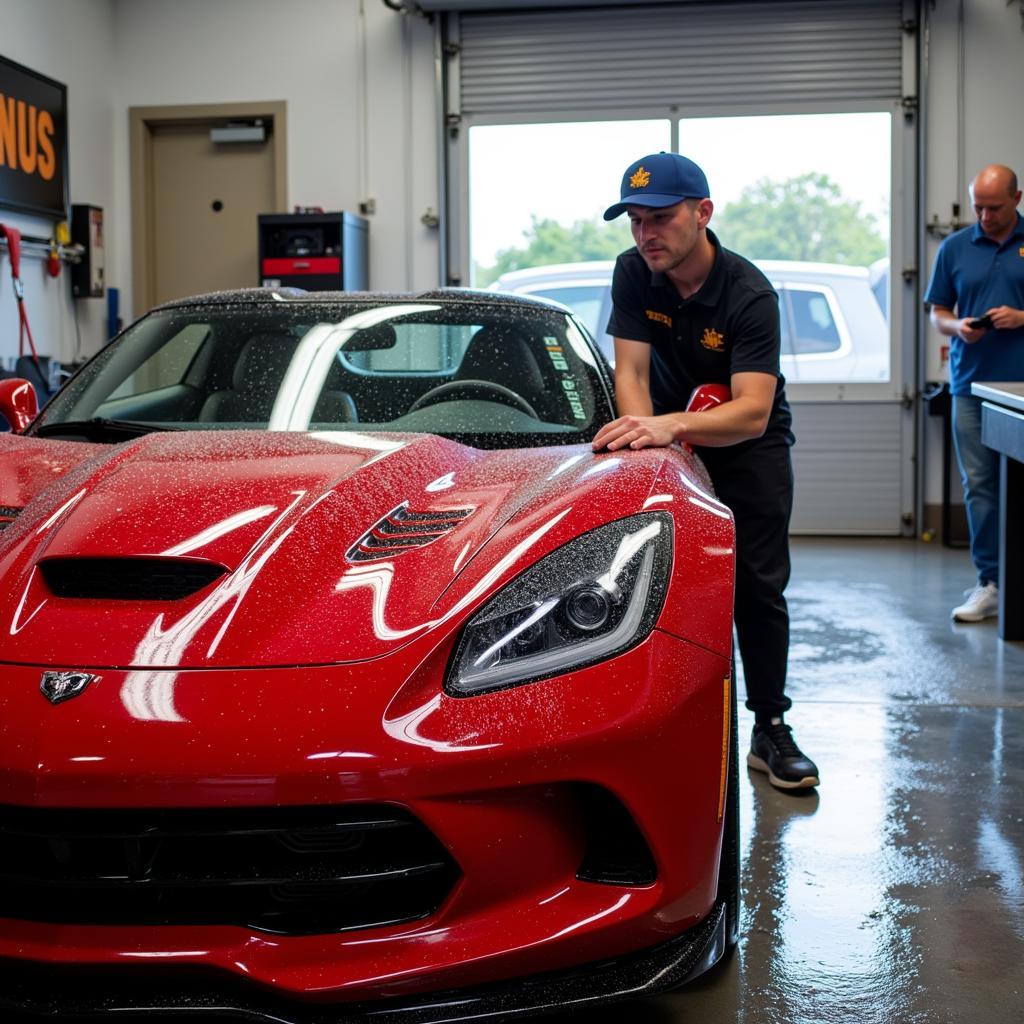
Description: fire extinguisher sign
0,54,68,220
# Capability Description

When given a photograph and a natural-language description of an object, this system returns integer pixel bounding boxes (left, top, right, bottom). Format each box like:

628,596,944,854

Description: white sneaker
952,582,998,622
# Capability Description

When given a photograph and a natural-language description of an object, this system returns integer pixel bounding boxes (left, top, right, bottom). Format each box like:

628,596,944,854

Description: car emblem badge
40,671,98,705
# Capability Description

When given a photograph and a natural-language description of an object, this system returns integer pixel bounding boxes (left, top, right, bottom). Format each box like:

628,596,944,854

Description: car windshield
33,297,613,449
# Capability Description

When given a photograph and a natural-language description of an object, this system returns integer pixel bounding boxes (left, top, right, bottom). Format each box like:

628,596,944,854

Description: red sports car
0,289,737,1022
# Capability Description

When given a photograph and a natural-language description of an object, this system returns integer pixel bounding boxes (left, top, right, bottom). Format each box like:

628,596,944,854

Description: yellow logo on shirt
645,309,672,327
700,327,725,351
630,166,652,189
1019,246,1024,257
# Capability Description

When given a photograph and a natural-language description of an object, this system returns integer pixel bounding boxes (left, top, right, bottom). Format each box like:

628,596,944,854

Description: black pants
698,436,794,720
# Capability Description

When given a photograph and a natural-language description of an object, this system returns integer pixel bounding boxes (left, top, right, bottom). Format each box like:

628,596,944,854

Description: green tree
475,215,632,287
713,173,886,266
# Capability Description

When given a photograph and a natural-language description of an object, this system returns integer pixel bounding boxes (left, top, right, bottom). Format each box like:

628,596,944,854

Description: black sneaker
748,722,820,790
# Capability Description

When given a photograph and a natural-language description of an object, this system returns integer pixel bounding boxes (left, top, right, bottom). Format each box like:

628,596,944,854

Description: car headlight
446,513,672,696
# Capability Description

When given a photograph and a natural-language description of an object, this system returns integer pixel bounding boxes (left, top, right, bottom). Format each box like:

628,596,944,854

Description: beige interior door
150,122,275,304
131,103,288,313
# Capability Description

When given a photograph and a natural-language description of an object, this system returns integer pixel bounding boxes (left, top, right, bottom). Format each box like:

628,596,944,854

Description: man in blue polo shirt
925,164,1024,622
592,152,818,791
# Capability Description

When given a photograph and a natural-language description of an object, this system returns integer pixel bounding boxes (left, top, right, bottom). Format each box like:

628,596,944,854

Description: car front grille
38,557,227,600
0,804,460,935
0,506,19,531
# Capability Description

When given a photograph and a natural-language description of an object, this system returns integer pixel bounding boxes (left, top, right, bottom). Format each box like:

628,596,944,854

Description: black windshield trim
31,418,180,442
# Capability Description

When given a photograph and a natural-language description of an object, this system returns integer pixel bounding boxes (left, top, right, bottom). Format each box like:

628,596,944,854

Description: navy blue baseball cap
603,152,710,220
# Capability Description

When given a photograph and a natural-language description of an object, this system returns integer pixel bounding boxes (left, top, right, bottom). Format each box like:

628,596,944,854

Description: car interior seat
199,333,357,425
199,333,298,423
456,325,548,414
316,357,359,423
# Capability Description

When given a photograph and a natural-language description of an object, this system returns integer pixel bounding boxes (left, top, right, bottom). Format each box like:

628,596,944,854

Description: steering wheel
407,379,539,418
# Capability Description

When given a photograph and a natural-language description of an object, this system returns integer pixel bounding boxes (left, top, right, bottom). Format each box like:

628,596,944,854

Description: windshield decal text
544,337,586,420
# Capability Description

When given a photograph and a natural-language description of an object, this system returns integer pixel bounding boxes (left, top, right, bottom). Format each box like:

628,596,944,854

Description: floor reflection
546,538,1024,1024
738,707,921,1024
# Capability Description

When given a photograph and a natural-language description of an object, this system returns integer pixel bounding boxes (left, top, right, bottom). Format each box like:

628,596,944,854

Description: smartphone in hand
968,314,993,329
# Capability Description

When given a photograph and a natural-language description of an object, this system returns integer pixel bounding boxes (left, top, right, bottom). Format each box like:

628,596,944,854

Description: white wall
1,0,440,371
0,0,116,371
920,0,1024,508
111,0,439,321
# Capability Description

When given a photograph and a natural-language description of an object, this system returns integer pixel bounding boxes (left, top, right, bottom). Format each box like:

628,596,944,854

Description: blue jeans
952,394,1000,585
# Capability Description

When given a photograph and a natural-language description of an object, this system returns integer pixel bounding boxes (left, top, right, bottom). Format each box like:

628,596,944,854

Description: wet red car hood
0,431,729,669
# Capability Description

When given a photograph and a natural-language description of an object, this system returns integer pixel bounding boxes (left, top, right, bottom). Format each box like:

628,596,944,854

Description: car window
780,286,843,356
344,323,478,374
776,292,793,356
106,324,210,400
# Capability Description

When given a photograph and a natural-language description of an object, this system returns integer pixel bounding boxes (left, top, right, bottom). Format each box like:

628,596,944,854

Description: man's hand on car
592,413,681,451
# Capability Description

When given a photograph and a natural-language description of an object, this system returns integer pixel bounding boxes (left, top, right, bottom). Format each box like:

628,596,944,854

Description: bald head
969,164,1021,241
972,164,1018,197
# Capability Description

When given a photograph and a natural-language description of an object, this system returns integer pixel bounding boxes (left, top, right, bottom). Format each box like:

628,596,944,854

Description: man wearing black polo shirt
592,152,818,791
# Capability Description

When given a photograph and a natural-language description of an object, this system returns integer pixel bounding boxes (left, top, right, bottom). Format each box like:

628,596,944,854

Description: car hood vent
347,503,473,563
0,506,20,531
38,557,228,601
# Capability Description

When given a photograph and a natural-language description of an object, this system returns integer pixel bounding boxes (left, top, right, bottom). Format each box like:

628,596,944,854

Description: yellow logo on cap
630,166,651,189
700,328,725,352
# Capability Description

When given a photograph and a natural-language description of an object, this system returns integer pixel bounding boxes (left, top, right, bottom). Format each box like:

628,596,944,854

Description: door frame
129,100,288,315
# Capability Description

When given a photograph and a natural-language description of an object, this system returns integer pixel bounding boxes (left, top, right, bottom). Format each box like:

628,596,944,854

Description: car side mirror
685,383,731,413
0,378,40,432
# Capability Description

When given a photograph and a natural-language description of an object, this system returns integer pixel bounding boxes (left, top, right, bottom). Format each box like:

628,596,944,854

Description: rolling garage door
439,0,916,534
455,1,902,117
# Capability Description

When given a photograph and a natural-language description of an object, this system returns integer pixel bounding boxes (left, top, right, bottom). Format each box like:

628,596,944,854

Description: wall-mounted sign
0,55,68,220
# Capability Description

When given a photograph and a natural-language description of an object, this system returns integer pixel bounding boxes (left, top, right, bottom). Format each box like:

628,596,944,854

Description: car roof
490,258,882,291
491,262,616,289
755,260,872,281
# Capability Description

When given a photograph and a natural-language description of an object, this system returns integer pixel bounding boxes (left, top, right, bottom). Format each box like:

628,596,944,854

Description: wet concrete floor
553,537,1024,1024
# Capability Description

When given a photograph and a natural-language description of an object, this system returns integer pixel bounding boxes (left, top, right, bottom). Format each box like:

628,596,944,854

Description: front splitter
1,903,727,1023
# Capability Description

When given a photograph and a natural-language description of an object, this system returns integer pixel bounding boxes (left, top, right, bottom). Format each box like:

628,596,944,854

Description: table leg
998,453,1024,641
